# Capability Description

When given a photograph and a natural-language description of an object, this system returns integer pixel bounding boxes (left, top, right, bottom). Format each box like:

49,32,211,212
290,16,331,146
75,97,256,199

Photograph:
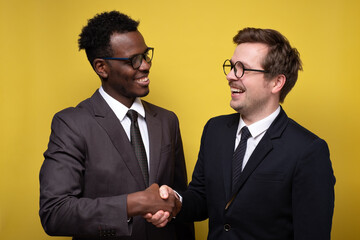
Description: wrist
127,191,147,217
173,190,182,203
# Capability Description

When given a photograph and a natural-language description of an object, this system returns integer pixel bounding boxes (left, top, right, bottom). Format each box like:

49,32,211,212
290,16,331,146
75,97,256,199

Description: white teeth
231,87,244,93
137,77,149,82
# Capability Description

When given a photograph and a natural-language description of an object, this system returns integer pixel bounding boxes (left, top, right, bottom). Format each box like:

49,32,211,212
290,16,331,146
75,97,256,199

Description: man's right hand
126,183,179,218
143,185,181,228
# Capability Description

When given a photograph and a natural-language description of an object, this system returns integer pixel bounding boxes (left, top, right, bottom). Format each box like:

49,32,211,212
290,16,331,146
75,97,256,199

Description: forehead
231,42,269,67
109,31,147,56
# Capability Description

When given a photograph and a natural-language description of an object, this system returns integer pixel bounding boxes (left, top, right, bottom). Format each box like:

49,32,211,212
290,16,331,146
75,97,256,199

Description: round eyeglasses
223,59,268,78
101,47,154,69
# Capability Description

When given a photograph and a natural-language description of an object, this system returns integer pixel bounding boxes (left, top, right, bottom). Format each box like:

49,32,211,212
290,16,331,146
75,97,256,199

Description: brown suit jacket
39,90,194,239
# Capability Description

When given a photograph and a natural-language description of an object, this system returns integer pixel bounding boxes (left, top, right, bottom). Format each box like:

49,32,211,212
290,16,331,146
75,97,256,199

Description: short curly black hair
78,11,139,65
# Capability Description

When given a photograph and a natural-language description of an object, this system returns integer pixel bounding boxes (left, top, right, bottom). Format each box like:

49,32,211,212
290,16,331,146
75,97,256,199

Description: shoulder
205,113,239,128
142,100,178,120
286,118,321,142
271,108,324,144
51,98,93,126
276,117,330,157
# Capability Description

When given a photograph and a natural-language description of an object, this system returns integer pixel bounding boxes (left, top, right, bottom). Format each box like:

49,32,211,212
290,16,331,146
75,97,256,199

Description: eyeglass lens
132,48,153,69
223,60,243,78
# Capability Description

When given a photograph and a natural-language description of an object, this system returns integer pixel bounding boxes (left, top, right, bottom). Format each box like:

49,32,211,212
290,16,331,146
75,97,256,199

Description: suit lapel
222,114,241,200
142,101,162,184
88,90,146,188
226,108,289,207
231,137,273,194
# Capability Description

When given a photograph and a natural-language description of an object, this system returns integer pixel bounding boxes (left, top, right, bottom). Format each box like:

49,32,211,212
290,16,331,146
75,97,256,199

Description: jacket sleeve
171,113,188,192
39,111,132,238
170,113,195,239
178,120,210,222
292,138,335,240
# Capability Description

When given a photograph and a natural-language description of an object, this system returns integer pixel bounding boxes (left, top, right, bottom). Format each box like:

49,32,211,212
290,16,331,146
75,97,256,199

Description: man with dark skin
39,11,194,239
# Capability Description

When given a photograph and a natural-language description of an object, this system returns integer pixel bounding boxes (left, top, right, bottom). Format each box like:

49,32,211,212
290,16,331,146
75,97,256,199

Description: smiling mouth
136,77,149,83
231,87,245,94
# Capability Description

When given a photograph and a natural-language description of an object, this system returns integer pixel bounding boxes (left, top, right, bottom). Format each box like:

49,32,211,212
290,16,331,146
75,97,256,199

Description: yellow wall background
1,0,359,239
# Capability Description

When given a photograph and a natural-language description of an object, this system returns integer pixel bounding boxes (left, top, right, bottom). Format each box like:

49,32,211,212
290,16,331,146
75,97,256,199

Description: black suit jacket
39,90,194,240
179,107,335,240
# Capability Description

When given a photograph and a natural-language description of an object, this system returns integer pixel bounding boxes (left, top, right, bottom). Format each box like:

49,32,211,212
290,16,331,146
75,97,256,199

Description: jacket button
224,224,231,231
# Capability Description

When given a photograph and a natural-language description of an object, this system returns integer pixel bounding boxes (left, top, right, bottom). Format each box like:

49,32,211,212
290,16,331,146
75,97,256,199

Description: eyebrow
240,60,251,68
231,59,249,68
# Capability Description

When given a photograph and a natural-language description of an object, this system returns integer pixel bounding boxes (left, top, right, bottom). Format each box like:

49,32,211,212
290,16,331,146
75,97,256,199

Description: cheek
252,80,271,93
114,69,135,83
244,84,267,101
110,63,134,76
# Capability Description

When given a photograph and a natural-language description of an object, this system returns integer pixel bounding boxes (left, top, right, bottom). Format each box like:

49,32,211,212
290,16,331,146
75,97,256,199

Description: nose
138,58,151,71
226,69,238,82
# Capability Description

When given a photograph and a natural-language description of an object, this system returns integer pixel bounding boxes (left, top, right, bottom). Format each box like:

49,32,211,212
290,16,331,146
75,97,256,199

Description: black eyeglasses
101,47,154,69
223,59,268,78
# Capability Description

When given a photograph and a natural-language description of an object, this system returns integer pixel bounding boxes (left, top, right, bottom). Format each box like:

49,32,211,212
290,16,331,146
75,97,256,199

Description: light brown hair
233,28,302,103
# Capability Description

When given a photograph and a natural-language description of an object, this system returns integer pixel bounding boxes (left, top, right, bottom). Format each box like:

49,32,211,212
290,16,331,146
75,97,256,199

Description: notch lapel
226,108,289,209
222,114,241,201
231,137,273,194
88,90,147,189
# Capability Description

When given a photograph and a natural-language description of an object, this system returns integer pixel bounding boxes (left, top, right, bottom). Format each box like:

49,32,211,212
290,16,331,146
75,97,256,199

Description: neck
102,85,135,108
240,104,280,125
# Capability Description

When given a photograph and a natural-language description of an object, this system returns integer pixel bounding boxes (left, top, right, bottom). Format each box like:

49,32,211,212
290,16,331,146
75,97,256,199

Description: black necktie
232,126,251,192
127,110,149,187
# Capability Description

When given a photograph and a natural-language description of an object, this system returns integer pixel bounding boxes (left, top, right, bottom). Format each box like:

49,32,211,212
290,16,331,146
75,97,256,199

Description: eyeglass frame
100,47,154,70
223,59,269,78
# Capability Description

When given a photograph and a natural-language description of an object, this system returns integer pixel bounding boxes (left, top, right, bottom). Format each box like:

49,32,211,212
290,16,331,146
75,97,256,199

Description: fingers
142,184,181,227
172,196,182,218
141,184,175,214
143,213,153,219
158,185,182,219
144,210,170,228
140,184,181,220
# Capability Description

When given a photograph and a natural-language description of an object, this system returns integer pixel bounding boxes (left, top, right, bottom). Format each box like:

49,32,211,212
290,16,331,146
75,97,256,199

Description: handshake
127,183,180,227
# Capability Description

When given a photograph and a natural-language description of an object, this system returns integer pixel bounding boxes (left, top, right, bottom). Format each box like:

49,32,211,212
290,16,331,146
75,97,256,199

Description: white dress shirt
99,86,150,169
235,107,281,171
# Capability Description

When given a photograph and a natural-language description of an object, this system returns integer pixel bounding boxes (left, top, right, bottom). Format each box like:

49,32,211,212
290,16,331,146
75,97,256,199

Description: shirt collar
99,86,145,121
238,106,281,138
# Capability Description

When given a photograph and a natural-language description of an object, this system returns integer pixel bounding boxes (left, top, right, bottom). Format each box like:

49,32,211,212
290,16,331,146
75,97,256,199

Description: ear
271,74,286,94
93,58,109,79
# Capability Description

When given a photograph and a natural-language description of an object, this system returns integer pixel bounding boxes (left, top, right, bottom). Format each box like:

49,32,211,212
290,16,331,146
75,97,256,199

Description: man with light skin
146,28,335,240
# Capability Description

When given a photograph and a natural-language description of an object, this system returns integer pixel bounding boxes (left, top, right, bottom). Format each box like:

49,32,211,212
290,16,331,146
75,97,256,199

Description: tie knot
127,110,138,122
240,126,251,141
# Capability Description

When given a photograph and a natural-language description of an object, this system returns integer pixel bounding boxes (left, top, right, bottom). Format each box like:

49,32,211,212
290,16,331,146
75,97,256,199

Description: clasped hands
127,183,179,228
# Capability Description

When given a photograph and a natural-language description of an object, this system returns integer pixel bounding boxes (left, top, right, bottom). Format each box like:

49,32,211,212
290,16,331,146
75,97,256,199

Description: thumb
159,185,170,199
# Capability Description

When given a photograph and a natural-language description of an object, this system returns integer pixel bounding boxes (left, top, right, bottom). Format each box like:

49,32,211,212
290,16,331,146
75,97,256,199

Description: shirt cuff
173,190,183,203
